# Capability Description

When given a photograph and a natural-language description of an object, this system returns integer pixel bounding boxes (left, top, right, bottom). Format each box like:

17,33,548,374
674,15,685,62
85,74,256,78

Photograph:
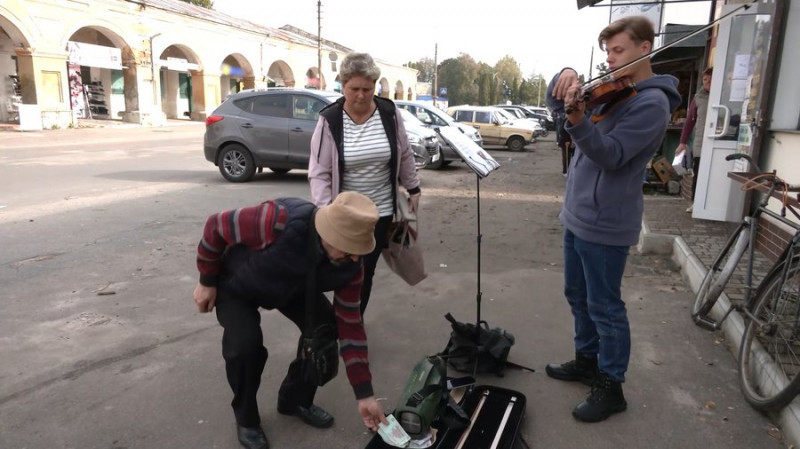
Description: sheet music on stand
437,127,500,178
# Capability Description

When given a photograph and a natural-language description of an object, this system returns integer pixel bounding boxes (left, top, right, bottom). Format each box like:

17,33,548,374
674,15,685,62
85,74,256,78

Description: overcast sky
213,0,712,80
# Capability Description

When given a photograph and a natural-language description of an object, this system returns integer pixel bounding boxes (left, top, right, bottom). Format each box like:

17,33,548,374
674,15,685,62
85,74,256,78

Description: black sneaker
572,371,627,422
545,355,598,386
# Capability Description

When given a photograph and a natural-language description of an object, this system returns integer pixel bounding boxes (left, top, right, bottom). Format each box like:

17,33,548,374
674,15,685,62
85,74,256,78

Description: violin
562,0,756,115
565,74,636,114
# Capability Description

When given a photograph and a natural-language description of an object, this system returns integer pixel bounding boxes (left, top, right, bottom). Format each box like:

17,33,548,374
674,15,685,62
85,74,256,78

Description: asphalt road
0,124,785,448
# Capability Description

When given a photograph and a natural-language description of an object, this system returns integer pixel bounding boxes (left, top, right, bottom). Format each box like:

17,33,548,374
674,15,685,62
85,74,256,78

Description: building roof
132,0,351,55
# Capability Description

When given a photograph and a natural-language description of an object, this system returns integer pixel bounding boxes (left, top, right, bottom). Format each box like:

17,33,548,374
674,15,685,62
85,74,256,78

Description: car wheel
218,144,256,182
507,136,526,152
540,129,549,138
268,167,291,174
424,147,444,170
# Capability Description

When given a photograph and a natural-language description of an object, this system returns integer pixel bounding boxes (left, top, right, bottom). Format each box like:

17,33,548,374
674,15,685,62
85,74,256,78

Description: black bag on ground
441,313,516,376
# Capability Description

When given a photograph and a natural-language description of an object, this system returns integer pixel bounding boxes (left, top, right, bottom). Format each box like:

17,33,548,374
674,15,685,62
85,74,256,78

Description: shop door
693,2,777,222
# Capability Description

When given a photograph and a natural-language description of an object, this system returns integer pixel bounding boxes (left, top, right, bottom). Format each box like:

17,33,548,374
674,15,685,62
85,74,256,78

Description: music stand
436,127,500,377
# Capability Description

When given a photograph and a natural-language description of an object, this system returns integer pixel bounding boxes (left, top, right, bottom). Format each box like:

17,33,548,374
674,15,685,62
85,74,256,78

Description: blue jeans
563,229,631,382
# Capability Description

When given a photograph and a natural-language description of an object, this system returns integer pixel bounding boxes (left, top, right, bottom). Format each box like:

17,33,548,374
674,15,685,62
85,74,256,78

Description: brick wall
755,217,794,263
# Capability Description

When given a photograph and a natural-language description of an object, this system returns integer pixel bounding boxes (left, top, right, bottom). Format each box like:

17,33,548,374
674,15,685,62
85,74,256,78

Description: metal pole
537,75,542,107
317,1,323,89
433,43,438,107
149,32,161,110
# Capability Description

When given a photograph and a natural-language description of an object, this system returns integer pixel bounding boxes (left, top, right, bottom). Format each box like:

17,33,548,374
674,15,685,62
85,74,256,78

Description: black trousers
215,289,335,427
359,215,393,315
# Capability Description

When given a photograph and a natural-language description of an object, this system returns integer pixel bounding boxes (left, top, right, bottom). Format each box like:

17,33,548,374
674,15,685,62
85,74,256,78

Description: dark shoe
277,401,334,428
545,354,598,386
237,425,270,449
572,372,627,422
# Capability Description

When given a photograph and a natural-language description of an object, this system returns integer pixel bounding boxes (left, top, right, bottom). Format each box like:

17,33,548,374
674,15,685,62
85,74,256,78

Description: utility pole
317,1,323,89
535,75,539,107
433,43,438,108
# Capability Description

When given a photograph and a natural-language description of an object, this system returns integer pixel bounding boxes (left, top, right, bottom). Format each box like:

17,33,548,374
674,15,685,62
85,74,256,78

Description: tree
595,62,609,76
181,0,214,8
437,54,480,106
493,56,523,103
407,58,435,83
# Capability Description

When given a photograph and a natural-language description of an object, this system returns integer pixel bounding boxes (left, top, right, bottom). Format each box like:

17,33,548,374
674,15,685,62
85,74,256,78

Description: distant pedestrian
676,67,712,213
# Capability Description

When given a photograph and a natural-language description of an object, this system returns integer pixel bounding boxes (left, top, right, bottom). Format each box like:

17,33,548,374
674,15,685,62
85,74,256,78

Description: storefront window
111,70,123,95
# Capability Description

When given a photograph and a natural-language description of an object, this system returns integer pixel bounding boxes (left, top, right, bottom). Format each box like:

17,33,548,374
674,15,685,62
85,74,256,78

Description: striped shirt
342,110,393,217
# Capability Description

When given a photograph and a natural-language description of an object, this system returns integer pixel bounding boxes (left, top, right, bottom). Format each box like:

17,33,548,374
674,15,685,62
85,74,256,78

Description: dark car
204,88,429,182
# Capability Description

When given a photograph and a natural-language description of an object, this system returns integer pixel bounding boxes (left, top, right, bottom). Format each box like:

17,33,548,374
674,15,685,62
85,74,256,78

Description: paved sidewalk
640,192,800,447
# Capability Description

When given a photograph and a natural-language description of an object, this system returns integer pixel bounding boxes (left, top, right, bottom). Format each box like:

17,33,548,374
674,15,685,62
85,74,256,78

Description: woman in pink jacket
308,52,421,315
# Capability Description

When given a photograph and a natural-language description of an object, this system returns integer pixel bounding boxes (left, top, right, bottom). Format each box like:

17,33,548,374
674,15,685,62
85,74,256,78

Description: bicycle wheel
692,222,750,320
738,255,800,411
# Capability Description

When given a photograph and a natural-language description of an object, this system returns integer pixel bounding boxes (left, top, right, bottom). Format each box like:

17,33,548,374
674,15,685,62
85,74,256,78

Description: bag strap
405,356,448,407
304,209,320,336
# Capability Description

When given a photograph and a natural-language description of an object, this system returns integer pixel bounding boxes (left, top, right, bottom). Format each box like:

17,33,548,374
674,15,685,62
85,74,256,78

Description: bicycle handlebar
725,153,763,173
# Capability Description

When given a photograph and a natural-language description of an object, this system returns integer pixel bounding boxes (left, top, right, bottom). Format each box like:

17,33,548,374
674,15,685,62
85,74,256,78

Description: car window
496,109,514,121
233,97,255,113
453,110,473,122
475,111,492,124
292,95,326,121
251,94,289,117
427,107,456,125
415,110,433,124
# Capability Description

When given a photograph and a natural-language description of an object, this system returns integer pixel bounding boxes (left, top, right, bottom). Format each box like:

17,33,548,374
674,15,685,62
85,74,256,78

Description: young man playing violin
545,16,680,422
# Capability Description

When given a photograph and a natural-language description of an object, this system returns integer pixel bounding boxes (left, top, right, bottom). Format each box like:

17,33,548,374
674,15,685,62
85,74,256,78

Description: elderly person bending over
308,52,421,316
193,192,387,449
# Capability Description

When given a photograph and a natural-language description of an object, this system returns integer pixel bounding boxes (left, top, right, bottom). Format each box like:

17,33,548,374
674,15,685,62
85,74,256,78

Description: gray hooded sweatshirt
547,73,681,246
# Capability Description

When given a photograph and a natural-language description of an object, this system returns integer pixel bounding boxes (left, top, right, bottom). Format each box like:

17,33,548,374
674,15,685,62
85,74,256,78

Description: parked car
397,108,437,169
495,106,548,137
446,105,535,151
204,88,429,182
396,100,483,169
496,104,554,131
523,106,555,130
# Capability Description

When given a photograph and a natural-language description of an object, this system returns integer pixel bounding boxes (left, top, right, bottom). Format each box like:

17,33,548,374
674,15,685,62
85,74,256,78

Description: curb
640,226,800,447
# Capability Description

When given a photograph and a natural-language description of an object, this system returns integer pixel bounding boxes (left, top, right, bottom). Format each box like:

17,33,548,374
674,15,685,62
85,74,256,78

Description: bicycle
691,153,800,411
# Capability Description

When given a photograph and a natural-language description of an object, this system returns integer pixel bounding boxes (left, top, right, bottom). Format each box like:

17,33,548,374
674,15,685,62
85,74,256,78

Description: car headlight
408,134,421,144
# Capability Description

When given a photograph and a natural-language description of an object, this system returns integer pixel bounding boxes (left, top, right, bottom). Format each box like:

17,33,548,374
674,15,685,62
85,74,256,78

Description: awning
67,41,122,70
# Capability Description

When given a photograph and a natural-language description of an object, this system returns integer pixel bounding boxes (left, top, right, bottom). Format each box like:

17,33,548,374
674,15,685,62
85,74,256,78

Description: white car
498,107,547,137
495,108,543,137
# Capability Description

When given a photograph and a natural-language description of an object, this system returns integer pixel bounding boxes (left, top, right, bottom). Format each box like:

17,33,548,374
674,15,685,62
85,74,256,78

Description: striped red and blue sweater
196,199,373,399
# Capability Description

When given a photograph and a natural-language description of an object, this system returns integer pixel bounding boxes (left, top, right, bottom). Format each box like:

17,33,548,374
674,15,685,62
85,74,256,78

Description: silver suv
203,88,429,182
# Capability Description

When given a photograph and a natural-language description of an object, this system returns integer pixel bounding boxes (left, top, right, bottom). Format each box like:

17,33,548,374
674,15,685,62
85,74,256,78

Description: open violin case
366,384,527,449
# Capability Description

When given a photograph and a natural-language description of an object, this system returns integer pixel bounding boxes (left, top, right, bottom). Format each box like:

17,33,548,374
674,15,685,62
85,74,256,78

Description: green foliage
419,54,555,107
407,58,435,83
181,0,214,8
437,54,479,106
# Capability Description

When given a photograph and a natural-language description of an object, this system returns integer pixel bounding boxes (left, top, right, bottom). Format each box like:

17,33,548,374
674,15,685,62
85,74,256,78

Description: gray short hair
339,52,381,85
